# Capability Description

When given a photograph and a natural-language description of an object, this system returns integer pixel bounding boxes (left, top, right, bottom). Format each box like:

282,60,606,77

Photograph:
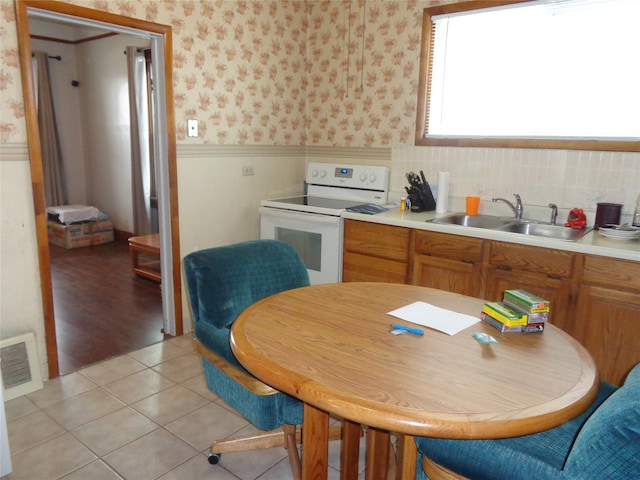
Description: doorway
15,0,182,379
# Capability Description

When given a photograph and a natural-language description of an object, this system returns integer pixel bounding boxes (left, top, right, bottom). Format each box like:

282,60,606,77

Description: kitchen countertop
343,208,640,262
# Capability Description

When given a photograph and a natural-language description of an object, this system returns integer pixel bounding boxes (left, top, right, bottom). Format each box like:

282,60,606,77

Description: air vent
0,333,43,401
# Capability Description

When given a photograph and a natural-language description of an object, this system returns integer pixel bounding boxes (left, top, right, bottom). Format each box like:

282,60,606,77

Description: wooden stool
128,234,161,283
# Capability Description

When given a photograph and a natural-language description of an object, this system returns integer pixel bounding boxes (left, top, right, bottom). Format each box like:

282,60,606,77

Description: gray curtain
127,46,151,235
33,52,66,207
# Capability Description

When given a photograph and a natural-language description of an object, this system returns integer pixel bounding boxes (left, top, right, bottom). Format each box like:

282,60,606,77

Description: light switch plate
187,119,198,137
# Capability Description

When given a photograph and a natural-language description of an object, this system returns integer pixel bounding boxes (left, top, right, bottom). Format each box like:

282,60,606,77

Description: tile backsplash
391,146,640,225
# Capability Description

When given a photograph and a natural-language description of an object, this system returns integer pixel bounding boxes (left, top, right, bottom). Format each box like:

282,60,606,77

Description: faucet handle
548,203,558,224
513,193,523,220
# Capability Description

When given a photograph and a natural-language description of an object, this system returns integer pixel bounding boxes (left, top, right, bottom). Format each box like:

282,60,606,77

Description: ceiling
29,16,114,43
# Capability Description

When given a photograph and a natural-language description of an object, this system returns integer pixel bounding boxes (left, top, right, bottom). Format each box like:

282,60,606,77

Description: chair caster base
208,453,221,465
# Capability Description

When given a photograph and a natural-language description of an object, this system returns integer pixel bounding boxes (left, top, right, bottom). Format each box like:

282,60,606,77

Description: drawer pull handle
498,265,512,271
462,259,474,264
548,274,561,280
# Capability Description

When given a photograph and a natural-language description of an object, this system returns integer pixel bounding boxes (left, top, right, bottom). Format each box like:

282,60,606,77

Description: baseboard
114,229,134,243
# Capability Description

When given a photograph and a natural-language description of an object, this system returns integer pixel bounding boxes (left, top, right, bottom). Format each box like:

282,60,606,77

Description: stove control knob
319,169,326,178
359,173,367,182
311,169,318,178
369,173,376,183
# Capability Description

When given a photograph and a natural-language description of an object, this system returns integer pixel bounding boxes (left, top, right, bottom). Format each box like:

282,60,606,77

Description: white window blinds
426,0,640,140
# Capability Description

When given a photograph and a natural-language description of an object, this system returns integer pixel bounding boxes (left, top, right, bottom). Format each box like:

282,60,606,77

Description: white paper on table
387,301,479,336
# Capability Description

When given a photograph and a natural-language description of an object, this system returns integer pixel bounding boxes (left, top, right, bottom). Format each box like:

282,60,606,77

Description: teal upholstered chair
184,240,327,479
415,362,640,480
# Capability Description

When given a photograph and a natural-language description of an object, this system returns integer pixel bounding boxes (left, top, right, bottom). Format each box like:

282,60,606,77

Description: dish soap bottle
633,193,640,227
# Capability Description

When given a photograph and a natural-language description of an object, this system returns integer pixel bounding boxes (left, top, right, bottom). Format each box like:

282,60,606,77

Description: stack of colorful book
482,289,549,333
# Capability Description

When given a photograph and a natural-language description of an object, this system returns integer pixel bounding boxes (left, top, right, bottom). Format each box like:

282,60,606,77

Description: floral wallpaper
306,0,425,146
0,0,449,147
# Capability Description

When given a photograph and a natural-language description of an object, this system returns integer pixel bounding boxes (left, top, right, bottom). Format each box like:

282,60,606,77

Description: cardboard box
482,302,528,326
503,289,550,313
481,312,545,333
47,219,114,249
481,312,524,332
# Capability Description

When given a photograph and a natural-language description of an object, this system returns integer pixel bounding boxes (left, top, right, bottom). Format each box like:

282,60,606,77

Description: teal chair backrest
183,239,309,431
414,363,640,480
184,239,310,329
562,363,640,478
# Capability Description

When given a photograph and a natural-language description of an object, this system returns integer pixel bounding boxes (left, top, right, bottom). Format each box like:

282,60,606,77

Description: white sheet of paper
387,301,479,336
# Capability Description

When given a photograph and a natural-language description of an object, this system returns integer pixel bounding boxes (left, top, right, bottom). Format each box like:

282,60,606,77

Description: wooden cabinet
412,231,484,297
572,256,640,386
484,241,576,330
342,220,411,283
343,219,639,384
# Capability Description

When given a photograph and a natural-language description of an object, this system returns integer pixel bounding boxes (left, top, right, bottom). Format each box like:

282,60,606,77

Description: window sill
415,135,640,152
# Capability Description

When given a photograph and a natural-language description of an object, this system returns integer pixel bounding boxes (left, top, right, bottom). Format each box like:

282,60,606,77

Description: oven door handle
259,206,341,224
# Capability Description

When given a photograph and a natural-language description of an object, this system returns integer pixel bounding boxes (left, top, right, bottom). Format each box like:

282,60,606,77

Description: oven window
275,227,321,272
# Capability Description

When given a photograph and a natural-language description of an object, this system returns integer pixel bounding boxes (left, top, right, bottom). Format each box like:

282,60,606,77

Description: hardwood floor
49,240,167,375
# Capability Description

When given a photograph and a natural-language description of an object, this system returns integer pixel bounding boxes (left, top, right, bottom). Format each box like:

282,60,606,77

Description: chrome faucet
548,203,558,225
492,193,523,221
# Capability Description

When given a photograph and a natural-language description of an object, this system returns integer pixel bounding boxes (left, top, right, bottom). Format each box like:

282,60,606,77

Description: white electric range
260,162,390,284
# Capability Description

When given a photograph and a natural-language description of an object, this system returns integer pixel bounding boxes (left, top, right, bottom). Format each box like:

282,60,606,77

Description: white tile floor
2,334,369,480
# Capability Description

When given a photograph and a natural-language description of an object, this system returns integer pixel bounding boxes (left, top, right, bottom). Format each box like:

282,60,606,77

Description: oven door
259,206,342,285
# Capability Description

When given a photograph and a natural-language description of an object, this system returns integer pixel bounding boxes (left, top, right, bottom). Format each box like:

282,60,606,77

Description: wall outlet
242,165,255,176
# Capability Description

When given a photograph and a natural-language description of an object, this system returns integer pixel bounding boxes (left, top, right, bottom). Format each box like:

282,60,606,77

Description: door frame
15,0,182,379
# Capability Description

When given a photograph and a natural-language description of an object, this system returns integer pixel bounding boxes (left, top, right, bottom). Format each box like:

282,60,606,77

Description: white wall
76,34,150,232
29,32,152,227
177,149,306,251
0,148,46,375
176,146,307,331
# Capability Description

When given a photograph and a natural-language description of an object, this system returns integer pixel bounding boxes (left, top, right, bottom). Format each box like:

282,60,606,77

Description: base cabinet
572,256,640,386
343,220,410,284
484,241,576,329
412,231,483,297
485,269,573,329
343,221,639,385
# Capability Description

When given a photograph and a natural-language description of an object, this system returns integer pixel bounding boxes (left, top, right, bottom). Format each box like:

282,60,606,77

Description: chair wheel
208,453,221,465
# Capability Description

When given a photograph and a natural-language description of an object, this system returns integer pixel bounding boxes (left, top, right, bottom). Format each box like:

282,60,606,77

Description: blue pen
391,324,424,336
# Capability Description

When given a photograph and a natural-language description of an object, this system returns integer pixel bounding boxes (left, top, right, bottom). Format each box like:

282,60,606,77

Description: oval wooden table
230,283,598,480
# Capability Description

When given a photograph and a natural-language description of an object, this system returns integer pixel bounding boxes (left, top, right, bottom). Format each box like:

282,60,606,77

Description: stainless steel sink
498,222,592,241
429,213,592,241
431,214,514,229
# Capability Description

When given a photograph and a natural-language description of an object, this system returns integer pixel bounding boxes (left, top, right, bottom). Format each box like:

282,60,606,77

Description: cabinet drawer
414,231,483,263
343,252,408,284
582,256,640,291
488,241,574,279
343,220,410,262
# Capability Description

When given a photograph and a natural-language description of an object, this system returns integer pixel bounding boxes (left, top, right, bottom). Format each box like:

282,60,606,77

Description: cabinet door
412,255,481,297
485,241,575,329
573,285,640,386
343,220,410,283
572,256,640,385
484,267,572,329
412,231,484,297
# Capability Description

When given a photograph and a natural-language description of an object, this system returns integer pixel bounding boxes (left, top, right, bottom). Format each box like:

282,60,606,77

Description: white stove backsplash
391,146,640,226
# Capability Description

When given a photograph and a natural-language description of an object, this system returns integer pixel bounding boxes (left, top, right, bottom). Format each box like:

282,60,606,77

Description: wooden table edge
232,309,599,439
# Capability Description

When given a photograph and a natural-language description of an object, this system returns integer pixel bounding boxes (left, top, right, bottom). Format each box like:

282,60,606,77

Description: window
415,0,640,151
